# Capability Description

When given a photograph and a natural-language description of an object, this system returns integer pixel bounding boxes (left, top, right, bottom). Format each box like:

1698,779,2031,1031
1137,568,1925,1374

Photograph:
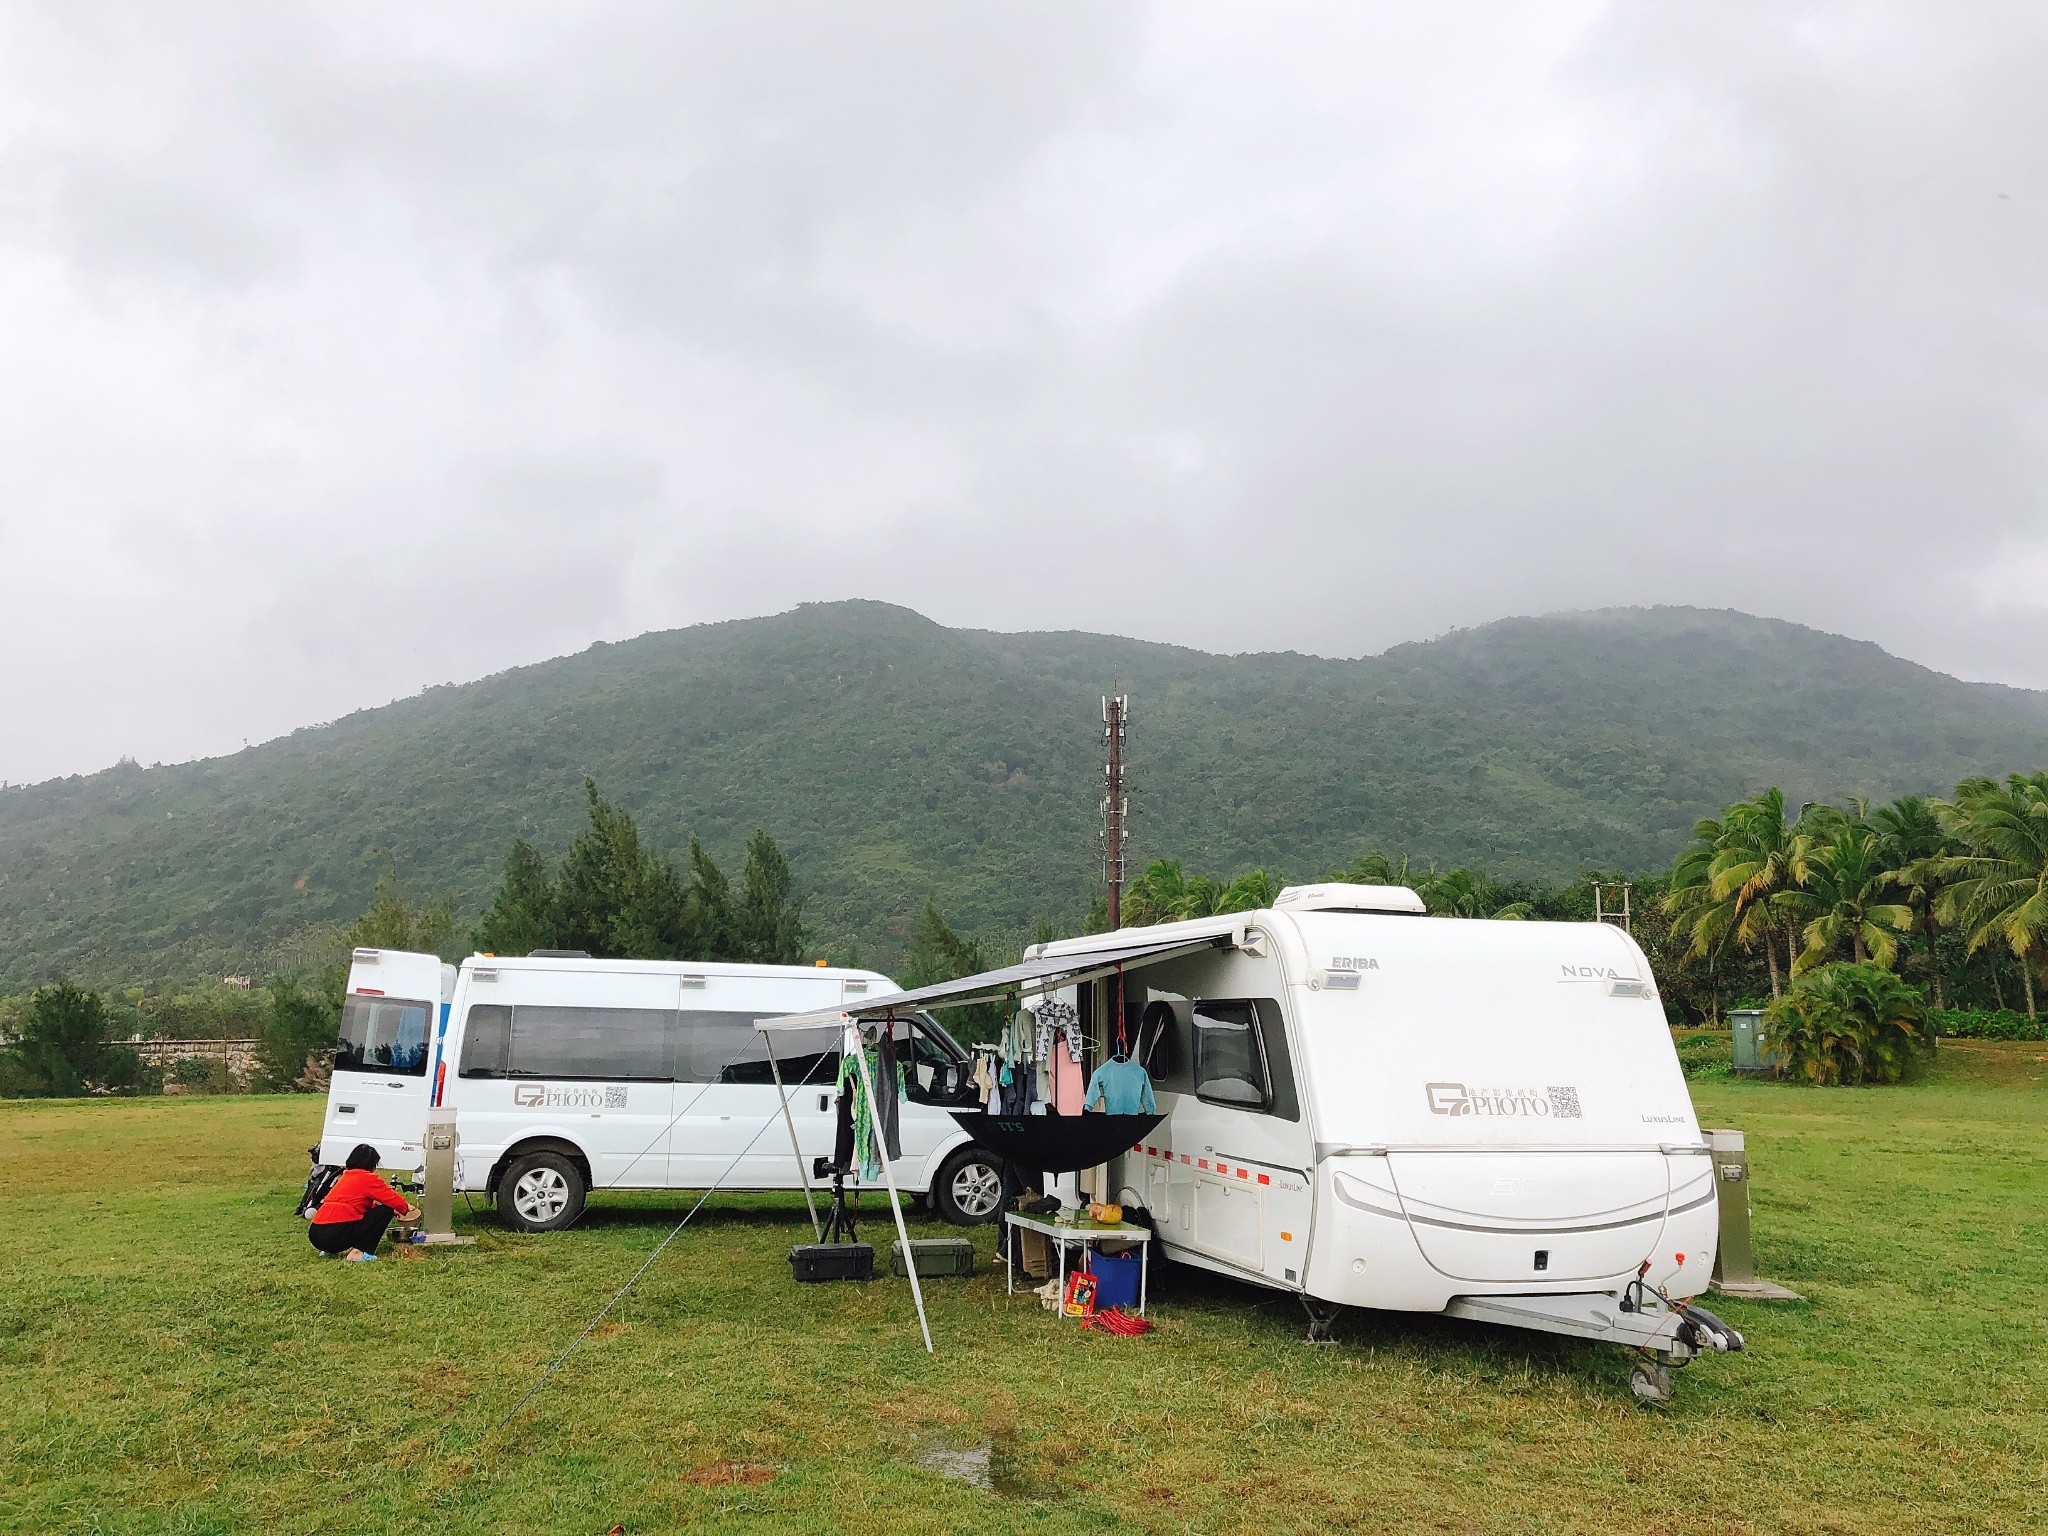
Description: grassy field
3,1044,2045,1535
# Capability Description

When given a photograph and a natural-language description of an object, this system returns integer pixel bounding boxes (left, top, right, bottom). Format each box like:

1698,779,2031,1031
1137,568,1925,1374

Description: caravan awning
754,923,1246,1032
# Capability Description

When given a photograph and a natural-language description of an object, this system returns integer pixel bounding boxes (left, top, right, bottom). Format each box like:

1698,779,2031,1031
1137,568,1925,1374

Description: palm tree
1666,789,1802,997
1782,822,1914,972
1122,860,1237,924
1217,869,1279,913
1418,868,1532,919
1934,772,2048,1018
1340,852,1418,887
1871,794,1959,1006
1121,859,1192,927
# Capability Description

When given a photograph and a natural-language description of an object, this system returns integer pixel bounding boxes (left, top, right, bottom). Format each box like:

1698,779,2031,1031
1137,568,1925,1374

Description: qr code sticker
1547,1086,1583,1119
604,1086,628,1109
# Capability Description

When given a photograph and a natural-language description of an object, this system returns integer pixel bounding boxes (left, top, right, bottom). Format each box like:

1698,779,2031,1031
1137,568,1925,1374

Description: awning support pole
764,1030,822,1243
851,1019,933,1354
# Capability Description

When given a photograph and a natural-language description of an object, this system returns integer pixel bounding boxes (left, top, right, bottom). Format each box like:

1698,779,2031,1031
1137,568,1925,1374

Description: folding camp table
1004,1211,1151,1316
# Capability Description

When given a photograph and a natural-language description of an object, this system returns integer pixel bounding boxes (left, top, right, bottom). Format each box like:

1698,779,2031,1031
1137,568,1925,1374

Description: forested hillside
5,600,2047,990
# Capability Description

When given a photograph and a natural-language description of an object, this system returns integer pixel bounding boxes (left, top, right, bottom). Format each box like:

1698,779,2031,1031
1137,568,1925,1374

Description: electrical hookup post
416,1107,476,1247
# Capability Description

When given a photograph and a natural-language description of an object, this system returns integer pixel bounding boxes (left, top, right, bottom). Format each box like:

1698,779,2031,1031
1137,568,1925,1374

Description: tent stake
764,1031,822,1243
852,1020,933,1354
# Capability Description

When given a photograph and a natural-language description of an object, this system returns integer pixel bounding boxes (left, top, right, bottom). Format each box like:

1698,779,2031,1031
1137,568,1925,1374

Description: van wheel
932,1147,1004,1226
499,1152,586,1233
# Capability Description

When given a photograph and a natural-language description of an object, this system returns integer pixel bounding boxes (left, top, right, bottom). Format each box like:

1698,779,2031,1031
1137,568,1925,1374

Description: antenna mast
1101,695,1130,929
1592,880,1633,933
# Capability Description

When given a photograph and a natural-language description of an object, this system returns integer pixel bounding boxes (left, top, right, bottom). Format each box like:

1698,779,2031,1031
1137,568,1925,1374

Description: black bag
297,1147,342,1220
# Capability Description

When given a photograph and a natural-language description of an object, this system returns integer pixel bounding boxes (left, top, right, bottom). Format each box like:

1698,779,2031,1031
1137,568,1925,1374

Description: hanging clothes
1085,1055,1157,1115
838,1042,908,1179
1053,1048,1084,1113
875,1028,902,1163
1034,998,1084,1064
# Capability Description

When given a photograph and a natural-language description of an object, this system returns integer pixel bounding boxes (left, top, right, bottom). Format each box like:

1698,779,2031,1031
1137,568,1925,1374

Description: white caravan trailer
319,950,1003,1231
781,883,1742,1400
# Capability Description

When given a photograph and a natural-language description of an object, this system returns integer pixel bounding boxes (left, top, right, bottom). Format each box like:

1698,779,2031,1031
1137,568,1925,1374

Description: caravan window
1193,1000,1269,1111
336,995,432,1076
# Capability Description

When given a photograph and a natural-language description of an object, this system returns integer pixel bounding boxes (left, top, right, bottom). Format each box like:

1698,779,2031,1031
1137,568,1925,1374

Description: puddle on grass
913,1437,1059,1500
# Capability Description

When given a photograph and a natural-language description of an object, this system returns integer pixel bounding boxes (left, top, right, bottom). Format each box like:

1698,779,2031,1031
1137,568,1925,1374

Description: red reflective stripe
1237,1168,1249,1180
1198,1159,1210,1170
354,987,385,996
1257,1173,1271,1186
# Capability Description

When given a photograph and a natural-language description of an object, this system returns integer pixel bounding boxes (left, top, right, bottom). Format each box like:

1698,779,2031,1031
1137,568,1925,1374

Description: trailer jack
1301,1296,1344,1344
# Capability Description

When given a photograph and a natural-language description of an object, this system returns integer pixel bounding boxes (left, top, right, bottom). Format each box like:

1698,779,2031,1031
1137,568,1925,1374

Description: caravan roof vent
1273,883,1427,916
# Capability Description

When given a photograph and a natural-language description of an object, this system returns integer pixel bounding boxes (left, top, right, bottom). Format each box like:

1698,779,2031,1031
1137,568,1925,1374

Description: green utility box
1728,1009,1771,1074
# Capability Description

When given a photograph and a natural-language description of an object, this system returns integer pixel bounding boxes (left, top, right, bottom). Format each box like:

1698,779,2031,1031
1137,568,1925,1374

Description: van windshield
336,996,432,1076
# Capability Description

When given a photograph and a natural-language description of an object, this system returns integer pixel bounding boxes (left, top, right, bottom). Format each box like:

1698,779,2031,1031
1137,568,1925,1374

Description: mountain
5,601,2047,991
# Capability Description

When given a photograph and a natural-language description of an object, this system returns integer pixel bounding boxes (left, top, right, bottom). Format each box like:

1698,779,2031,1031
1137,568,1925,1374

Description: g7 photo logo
1426,1082,1583,1119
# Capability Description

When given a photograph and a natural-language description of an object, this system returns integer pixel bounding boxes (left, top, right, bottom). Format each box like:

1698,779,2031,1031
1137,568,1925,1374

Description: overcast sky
3,2,2045,784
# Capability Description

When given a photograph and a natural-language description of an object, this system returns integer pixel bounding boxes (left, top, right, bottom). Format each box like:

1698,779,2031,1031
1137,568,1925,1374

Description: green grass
4,1043,2047,1534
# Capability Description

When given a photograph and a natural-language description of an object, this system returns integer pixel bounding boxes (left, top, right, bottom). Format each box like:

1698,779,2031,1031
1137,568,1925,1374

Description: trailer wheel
931,1147,1004,1226
1629,1360,1673,1406
499,1151,586,1233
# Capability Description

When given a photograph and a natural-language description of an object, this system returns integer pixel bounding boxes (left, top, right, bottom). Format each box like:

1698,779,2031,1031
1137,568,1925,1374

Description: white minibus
319,949,1003,1231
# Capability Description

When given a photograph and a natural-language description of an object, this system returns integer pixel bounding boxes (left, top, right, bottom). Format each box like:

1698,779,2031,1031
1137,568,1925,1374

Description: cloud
1,0,2045,782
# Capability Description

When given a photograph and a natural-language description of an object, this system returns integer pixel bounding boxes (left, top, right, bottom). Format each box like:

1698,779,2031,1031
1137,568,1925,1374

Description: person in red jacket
310,1144,419,1261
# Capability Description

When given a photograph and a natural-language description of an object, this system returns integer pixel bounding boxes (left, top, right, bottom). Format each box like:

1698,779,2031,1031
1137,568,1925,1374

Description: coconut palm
1418,867,1532,919
1933,772,2048,1018
1340,852,1418,887
1781,822,1914,972
1122,860,1237,924
1870,794,1960,1006
1121,859,1192,927
1217,868,1279,913
1665,789,1802,997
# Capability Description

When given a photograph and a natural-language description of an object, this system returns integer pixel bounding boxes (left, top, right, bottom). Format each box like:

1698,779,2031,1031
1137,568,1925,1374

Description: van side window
507,1005,672,1081
458,1005,512,1078
677,1012,842,1086
1193,1001,1269,1110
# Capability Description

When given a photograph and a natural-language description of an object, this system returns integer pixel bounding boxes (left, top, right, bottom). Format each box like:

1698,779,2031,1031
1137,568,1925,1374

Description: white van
319,950,1003,1231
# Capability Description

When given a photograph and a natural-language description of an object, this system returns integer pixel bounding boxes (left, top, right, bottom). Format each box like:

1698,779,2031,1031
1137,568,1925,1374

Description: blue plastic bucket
1090,1248,1141,1311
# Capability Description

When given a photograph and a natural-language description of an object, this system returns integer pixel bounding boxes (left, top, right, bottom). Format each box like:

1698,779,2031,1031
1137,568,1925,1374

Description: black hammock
948,1111,1166,1174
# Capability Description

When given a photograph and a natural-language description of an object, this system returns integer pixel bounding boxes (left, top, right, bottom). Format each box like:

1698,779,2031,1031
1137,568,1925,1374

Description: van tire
931,1147,1004,1226
498,1151,586,1233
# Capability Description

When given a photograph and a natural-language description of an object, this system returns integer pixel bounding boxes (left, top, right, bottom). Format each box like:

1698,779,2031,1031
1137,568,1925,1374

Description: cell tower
1101,695,1130,928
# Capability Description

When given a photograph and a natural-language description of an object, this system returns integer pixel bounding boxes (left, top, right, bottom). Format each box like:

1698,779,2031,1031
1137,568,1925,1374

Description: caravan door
1163,994,1315,1286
